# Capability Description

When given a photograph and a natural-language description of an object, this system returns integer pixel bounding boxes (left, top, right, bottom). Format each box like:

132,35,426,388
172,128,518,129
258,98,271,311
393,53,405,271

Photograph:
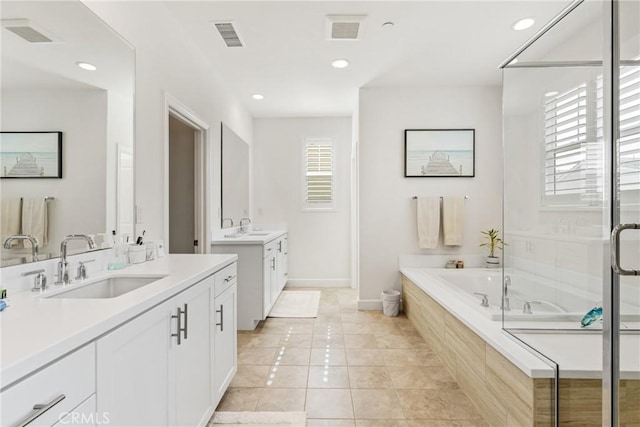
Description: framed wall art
0,131,62,178
404,129,475,177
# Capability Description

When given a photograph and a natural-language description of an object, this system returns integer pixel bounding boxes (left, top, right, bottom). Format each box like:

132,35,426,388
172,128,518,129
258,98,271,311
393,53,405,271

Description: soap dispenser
107,231,127,270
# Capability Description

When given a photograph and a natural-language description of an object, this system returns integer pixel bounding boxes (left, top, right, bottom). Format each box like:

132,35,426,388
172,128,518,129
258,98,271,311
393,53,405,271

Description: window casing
302,138,336,211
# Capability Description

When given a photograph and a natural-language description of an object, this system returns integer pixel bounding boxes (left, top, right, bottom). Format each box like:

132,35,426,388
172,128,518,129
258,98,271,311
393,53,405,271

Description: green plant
480,229,504,257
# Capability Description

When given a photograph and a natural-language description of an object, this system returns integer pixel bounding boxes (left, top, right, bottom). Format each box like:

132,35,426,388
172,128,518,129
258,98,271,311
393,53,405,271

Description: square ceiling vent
212,21,244,47
1,19,55,43
326,15,366,41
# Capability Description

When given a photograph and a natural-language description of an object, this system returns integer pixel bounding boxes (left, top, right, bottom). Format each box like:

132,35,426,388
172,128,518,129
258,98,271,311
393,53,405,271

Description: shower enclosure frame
500,0,638,424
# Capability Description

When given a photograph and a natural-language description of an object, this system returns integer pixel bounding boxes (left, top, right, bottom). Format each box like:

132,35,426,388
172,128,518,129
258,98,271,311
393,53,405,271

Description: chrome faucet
523,300,542,314
239,217,251,233
55,235,96,285
222,218,234,228
3,234,40,260
503,275,512,311
473,292,490,307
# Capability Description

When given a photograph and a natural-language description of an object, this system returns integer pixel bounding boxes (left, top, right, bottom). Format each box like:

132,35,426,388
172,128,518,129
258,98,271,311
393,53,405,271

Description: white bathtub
409,268,639,323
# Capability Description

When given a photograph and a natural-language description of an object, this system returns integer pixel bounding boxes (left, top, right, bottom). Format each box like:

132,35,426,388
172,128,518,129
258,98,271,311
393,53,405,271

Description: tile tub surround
216,288,488,425
402,275,640,426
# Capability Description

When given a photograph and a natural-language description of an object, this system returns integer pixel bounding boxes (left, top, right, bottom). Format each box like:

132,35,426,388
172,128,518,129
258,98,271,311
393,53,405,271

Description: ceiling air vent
212,21,243,47
1,19,54,43
326,15,366,41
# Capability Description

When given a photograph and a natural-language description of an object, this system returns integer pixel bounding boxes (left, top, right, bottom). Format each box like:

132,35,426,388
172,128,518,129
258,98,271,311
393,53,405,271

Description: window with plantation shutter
302,138,336,211
543,62,639,206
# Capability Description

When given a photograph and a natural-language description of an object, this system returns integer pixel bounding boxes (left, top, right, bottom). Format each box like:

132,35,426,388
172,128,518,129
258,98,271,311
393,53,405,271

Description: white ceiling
161,1,572,118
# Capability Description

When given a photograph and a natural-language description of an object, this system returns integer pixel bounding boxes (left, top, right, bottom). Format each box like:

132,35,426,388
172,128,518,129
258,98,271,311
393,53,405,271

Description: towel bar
412,196,469,200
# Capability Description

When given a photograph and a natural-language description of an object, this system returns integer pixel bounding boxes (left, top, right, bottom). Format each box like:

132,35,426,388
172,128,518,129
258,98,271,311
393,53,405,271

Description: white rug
268,291,320,318
209,411,307,426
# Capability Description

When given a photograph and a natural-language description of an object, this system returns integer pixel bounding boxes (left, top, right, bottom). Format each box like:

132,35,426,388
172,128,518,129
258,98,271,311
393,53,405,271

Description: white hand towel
443,197,464,246
416,197,440,249
1,198,22,246
21,198,48,246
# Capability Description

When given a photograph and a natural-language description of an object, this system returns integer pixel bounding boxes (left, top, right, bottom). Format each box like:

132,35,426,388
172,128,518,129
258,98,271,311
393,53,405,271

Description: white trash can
381,290,401,317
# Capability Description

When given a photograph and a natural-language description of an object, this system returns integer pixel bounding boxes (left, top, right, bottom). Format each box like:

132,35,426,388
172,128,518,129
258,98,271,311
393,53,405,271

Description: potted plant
480,229,504,268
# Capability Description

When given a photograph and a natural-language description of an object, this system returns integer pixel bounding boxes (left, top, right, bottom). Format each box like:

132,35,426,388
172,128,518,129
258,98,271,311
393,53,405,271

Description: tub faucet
3,234,40,260
523,300,542,314
55,235,96,285
503,275,512,311
473,292,490,307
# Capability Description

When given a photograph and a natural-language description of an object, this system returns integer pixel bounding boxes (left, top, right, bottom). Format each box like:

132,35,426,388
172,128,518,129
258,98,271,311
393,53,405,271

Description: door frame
164,93,210,254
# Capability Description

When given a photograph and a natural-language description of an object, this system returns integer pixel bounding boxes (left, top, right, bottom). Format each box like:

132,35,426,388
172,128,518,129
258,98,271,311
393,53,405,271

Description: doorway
165,94,210,255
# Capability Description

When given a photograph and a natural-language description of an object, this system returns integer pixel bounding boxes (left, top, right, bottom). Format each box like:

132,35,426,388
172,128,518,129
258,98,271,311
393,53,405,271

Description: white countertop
0,254,237,389
400,267,640,380
211,230,286,245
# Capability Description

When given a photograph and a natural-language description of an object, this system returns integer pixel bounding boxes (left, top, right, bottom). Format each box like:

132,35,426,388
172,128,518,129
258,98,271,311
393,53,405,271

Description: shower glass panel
502,0,639,424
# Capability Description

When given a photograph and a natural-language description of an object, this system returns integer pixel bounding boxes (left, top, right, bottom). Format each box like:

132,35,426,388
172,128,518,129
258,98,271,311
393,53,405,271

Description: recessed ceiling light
382,21,394,28
512,18,535,31
76,62,96,71
545,91,559,97
331,59,349,69
252,93,264,100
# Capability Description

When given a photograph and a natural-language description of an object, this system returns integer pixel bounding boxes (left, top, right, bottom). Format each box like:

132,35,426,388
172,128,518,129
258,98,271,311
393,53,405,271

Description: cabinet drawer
1,344,96,427
214,262,237,297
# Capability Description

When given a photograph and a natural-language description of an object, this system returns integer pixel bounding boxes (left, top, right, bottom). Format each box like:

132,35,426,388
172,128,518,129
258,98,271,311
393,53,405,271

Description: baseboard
286,278,351,288
357,299,383,311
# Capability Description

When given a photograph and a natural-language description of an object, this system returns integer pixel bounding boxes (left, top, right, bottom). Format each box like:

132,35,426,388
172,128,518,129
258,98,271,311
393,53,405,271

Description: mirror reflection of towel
443,197,464,246
1,198,22,247
22,198,48,246
417,197,440,249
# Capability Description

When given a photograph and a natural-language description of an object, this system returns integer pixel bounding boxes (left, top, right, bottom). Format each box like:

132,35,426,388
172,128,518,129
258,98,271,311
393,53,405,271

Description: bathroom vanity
0,254,237,427
211,230,288,330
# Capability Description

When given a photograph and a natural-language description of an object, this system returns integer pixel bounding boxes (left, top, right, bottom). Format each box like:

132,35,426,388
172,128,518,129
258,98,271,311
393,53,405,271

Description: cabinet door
278,235,288,291
97,300,173,427
263,255,272,316
172,278,212,427
212,283,238,407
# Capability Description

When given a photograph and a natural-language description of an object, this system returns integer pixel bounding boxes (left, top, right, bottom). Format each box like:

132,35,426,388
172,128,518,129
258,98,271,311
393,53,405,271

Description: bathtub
406,268,639,323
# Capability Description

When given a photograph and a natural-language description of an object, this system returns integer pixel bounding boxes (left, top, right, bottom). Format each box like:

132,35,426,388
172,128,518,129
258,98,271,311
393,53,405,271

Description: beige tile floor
215,288,488,426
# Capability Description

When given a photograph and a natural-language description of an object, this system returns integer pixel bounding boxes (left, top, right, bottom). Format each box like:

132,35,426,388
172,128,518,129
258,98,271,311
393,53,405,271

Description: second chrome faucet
55,235,96,285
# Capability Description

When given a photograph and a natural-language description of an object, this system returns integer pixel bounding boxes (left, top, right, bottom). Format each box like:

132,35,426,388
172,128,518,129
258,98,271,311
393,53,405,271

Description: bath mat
268,291,320,318
209,411,307,426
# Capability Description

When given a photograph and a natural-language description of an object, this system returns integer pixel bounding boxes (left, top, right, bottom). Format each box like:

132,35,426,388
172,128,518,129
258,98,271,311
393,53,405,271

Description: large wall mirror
0,0,135,266
221,123,249,228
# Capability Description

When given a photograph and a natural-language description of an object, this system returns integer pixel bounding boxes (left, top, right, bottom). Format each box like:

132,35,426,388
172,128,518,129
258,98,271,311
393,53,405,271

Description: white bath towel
416,197,440,249
22,198,48,246
443,197,465,246
1,198,22,247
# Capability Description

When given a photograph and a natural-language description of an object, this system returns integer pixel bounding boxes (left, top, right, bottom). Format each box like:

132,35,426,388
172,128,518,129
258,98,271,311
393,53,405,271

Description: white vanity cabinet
211,232,288,330
211,263,238,407
0,344,96,427
96,268,231,426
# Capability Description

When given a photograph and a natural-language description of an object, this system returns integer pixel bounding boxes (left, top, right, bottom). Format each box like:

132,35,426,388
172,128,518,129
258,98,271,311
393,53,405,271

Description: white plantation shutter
303,138,335,210
543,62,640,205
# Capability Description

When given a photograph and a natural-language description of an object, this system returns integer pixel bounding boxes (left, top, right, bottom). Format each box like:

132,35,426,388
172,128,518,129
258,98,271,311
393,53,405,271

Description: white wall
253,117,352,286
1,89,107,255
86,2,253,245
358,86,503,307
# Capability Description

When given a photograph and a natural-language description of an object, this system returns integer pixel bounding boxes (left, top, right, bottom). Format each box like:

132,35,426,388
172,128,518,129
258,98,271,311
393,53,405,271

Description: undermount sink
46,275,165,299
246,232,270,236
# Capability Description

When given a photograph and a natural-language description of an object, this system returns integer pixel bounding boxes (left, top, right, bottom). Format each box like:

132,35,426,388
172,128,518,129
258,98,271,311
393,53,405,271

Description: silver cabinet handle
224,275,236,283
14,394,65,427
216,304,224,332
611,223,639,276
182,303,188,340
171,305,186,345
277,241,282,253
271,258,275,270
